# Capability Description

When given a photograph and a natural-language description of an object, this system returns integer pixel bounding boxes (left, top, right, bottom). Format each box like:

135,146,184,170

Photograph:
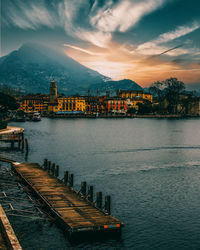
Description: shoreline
44,114,200,119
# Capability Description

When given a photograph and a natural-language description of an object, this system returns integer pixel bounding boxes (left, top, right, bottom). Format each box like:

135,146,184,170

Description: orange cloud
63,42,200,87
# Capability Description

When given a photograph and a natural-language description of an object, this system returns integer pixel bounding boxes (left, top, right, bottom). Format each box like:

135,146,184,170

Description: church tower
50,81,58,102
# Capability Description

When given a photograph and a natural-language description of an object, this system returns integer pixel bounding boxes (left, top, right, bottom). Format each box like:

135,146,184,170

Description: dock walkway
11,162,123,239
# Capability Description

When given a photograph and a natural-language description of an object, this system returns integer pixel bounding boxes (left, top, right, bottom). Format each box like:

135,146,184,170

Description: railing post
55,165,59,177
88,186,93,202
44,159,48,170
69,174,73,187
81,181,87,196
105,195,111,215
64,171,68,184
96,192,102,209
51,163,56,175
48,161,51,172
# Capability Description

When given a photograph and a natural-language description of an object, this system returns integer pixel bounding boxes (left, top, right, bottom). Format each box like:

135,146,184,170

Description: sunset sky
1,0,200,87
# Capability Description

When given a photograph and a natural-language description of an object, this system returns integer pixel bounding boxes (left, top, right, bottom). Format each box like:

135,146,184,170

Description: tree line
137,77,196,115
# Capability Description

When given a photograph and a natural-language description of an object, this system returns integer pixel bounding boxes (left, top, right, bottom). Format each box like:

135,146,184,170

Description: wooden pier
11,161,123,241
0,127,25,150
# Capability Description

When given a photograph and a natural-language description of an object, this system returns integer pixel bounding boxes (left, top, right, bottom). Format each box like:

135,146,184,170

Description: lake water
2,118,200,249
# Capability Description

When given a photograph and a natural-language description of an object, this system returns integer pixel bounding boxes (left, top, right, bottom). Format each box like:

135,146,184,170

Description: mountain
0,43,108,94
0,43,143,95
185,83,200,96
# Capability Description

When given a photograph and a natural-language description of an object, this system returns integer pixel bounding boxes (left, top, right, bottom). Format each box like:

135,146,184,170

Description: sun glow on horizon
64,43,200,86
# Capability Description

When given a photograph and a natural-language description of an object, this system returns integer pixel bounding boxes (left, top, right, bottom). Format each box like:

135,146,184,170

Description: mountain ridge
0,43,108,94
0,43,143,94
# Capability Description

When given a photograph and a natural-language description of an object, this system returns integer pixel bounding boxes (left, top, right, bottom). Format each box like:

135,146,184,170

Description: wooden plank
0,204,22,250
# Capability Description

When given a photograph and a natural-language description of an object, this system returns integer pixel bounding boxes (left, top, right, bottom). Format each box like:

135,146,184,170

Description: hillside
0,43,107,94
0,43,144,95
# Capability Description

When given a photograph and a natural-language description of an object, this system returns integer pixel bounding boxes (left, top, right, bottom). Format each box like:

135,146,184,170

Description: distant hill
0,43,143,95
0,43,108,94
89,79,143,95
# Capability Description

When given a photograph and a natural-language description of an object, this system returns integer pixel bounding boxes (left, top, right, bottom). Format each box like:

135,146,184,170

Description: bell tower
50,81,58,102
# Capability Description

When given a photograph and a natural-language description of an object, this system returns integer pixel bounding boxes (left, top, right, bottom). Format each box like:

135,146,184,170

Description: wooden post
88,186,93,202
55,165,59,177
44,159,48,170
11,141,14,149
25,138,29,152
105,195,111,215
51,163,56,175
96,192,102,209
64,171,68,184
69,174,74,187
48,161,51,172
81,181,87,196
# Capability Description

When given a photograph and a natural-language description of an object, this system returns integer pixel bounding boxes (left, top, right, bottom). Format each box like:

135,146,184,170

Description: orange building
106,98,127,113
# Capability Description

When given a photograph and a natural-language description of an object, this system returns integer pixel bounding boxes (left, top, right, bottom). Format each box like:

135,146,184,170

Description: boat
32,112,41,121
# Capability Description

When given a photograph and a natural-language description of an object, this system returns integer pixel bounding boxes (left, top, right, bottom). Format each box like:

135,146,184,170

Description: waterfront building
85,96,107,114
126,98,147,111
49,81,86,113
117,89,153,102
47,96,86,113
18,82,158,115
18,81,86,114
57,97,86,112
48,101,59,113
18,95,49,112
106,98,127,114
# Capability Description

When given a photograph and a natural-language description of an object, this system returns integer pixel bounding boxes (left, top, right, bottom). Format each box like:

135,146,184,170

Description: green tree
149,81,164,113
138,101,153,114
0,92,20,129
163,78,185,114
0,92,19,111
150,78,185,114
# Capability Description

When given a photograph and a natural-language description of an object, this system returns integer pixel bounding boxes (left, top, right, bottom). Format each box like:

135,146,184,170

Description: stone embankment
46,113,192,119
